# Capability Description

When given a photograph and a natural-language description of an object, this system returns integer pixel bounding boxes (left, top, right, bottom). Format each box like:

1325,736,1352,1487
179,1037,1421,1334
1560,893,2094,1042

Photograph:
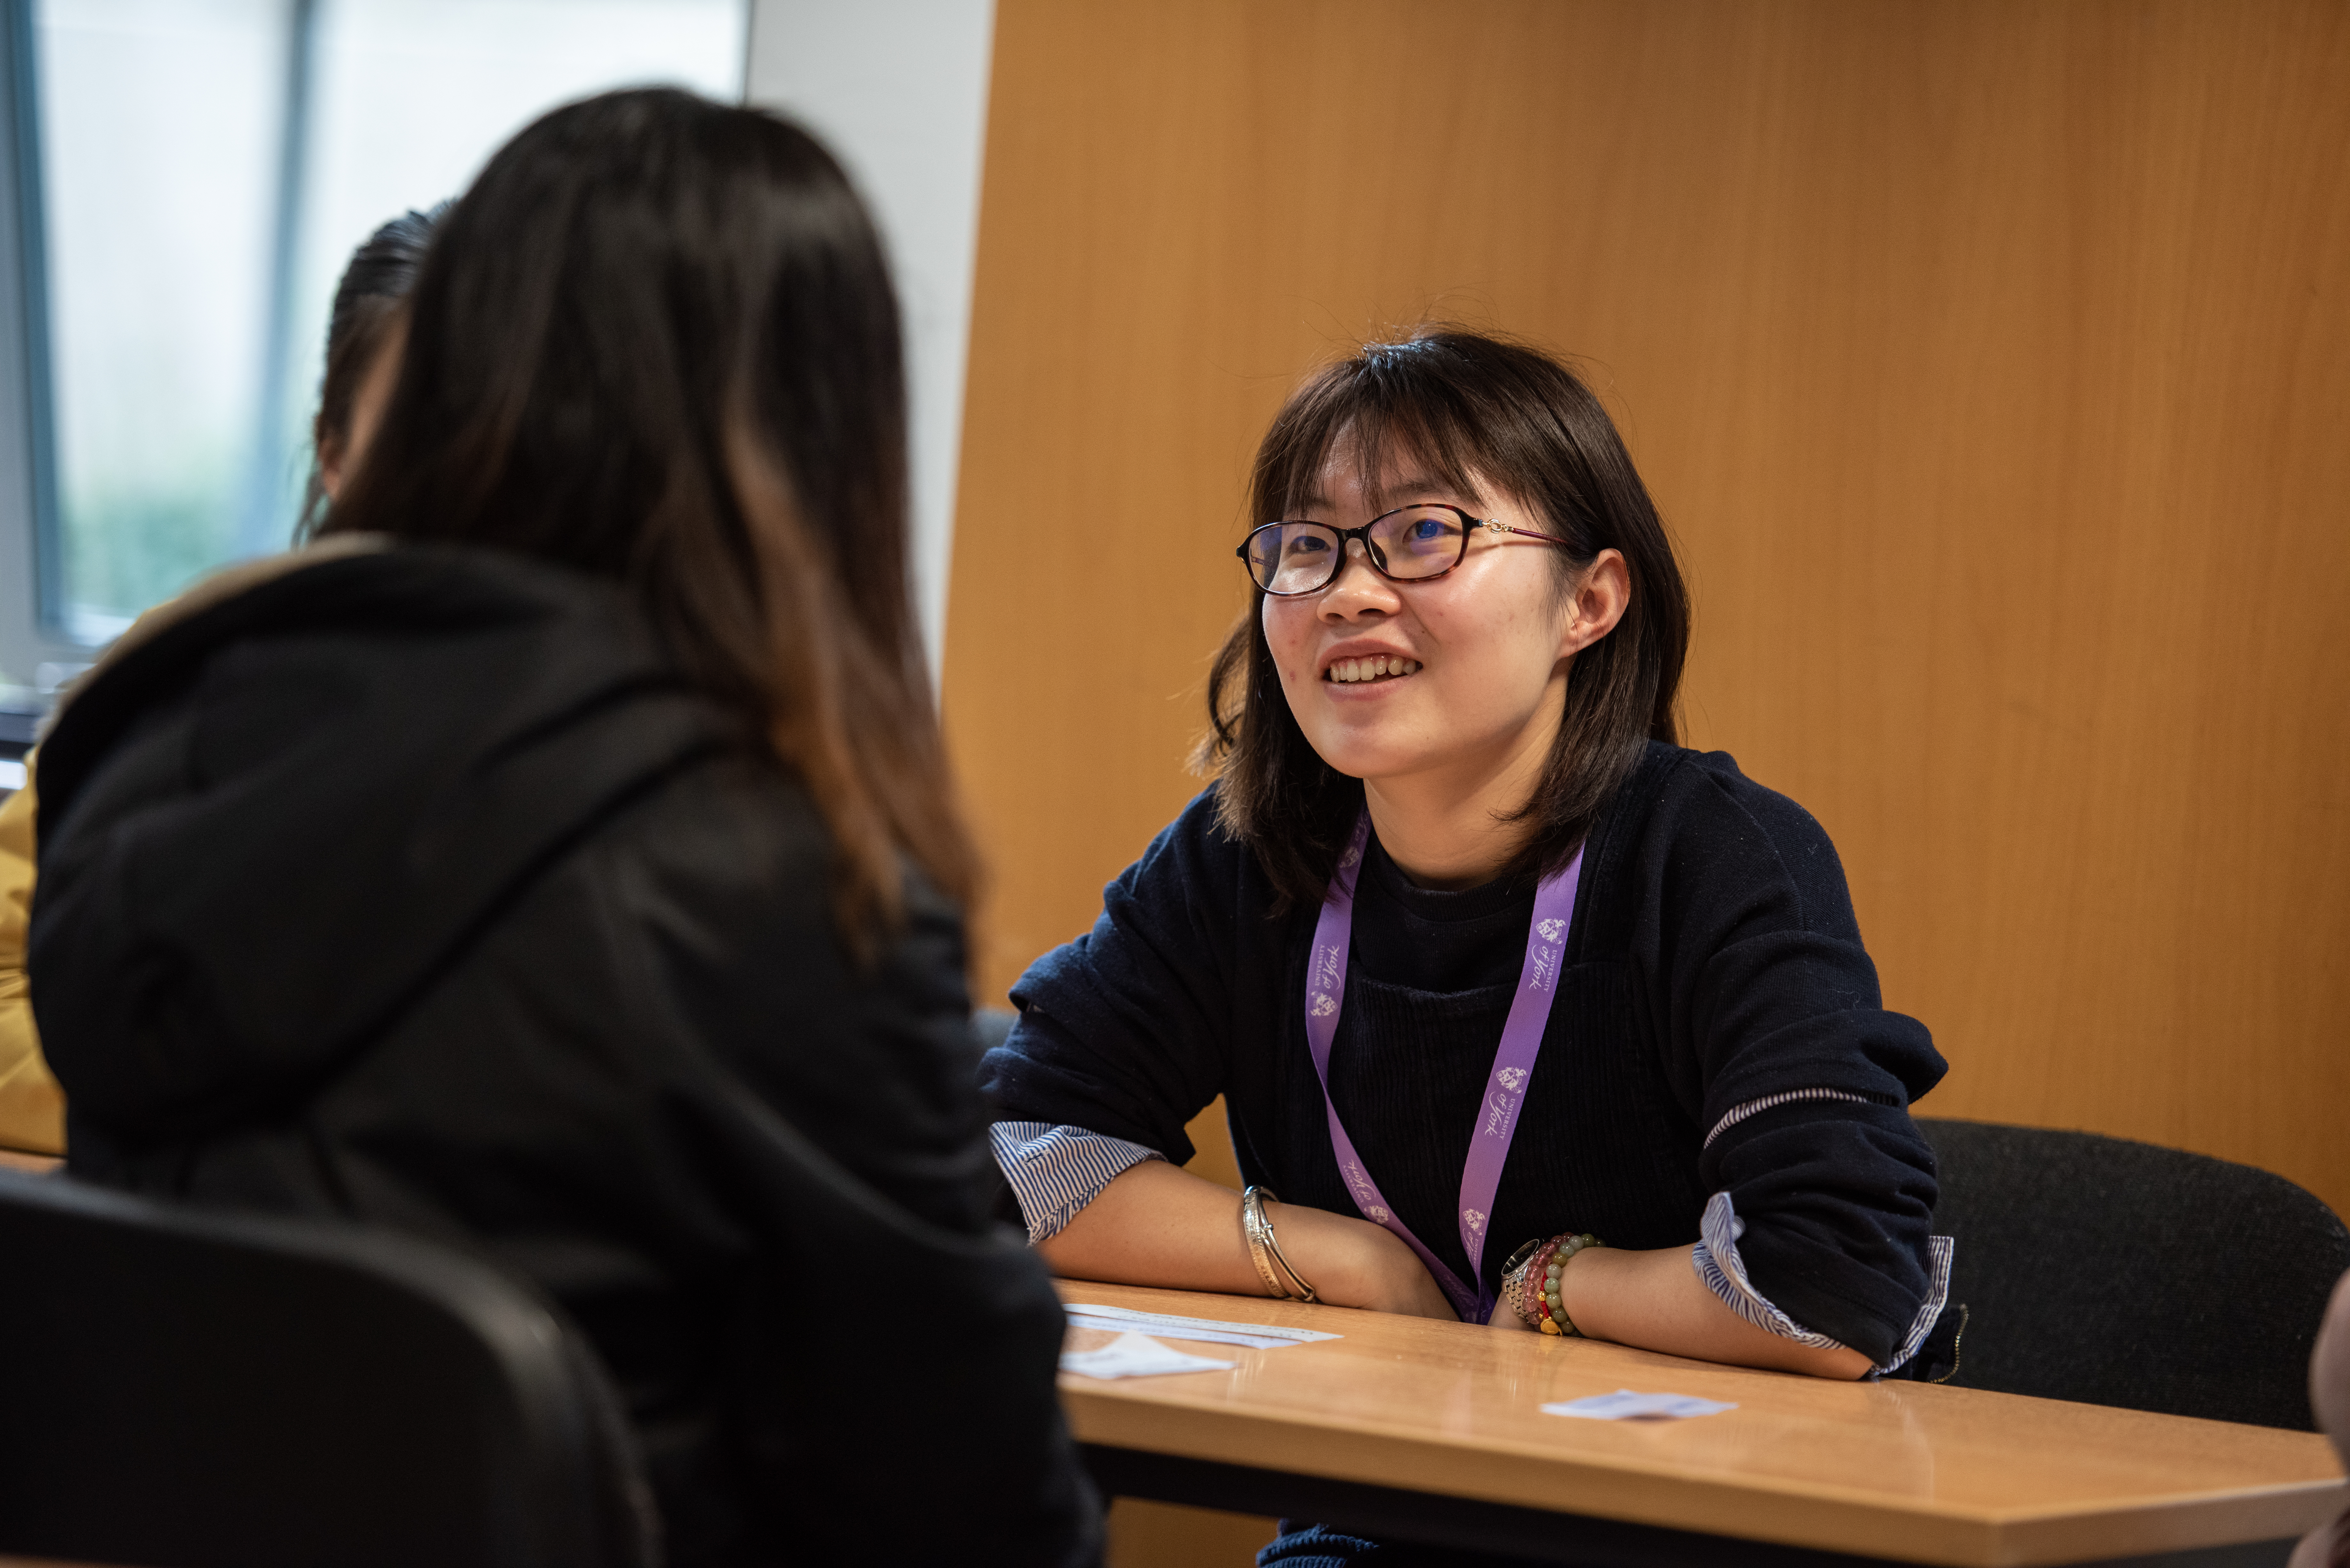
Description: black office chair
1919,1117,2350,1430
0,1169,659,1568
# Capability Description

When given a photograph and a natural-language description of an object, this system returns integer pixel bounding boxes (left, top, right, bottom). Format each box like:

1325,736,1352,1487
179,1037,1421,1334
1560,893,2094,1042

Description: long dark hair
1201,330,1690,909
300,205,443,532
320,88,972,935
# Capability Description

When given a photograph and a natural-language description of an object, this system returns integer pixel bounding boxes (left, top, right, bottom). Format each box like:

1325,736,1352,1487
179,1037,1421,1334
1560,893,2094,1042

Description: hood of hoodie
29,543,741,1144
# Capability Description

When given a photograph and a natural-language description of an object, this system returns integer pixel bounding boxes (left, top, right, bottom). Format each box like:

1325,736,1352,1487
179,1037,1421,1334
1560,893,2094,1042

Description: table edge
1062,1380,2347,1566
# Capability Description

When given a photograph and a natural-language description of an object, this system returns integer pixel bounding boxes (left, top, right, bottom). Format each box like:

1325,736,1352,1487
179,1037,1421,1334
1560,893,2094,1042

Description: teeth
1325,656,1423,682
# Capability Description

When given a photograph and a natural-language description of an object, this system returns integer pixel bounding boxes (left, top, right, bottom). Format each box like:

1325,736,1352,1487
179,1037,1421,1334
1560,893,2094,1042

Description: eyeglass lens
1242,506,1468,594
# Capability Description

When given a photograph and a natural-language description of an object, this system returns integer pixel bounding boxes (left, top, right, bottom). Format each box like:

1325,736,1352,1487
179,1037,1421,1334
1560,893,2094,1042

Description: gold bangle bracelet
1240,1186,1318,1302
1239,1187,1288,1298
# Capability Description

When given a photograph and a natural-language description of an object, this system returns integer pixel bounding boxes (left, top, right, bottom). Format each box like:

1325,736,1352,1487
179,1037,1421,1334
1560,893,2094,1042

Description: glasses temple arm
1485,521,1578,547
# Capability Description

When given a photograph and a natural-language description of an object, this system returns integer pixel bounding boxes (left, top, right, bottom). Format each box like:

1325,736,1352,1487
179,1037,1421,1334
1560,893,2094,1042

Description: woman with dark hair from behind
0,204,443,1158
27,91,1096,1565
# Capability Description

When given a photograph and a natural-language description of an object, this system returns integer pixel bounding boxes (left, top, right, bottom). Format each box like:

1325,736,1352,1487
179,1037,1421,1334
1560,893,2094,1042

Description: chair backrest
0,1170,659,1568
1919,1118,2350,1429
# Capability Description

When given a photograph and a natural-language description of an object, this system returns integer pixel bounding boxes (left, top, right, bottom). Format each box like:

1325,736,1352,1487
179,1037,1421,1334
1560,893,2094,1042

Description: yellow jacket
0,755,62,1153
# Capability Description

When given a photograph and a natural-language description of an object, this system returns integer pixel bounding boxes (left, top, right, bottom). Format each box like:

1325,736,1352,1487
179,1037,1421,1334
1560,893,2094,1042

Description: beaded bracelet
1500,1231,1604,1334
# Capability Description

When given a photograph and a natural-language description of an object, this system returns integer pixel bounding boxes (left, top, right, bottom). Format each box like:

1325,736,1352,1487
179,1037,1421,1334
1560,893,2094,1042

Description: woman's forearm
1534,1242,1871,1379
1038,1164,1875,1372
1035,1159,1457,1319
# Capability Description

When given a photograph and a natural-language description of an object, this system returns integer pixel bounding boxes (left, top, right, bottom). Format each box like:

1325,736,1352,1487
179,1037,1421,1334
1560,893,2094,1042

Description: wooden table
1058,1281,2344,1567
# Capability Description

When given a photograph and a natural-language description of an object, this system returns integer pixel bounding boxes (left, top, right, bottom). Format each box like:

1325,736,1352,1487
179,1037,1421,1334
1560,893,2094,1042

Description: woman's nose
1319,538,1398,619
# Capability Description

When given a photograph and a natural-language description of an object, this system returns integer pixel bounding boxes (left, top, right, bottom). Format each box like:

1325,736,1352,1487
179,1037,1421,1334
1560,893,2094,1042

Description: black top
982,743,1948,1365
31,546,1098,1568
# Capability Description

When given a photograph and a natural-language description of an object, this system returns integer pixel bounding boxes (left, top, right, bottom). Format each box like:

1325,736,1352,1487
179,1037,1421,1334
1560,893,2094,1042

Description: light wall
744,0,995,681
942,0,2350,1230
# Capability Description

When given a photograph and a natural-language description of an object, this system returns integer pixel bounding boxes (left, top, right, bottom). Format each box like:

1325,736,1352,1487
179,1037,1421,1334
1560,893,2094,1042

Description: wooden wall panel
944,0,2350,1243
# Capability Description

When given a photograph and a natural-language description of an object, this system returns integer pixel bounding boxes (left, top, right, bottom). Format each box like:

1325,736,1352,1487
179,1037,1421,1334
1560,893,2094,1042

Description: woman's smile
1322,652,1423,685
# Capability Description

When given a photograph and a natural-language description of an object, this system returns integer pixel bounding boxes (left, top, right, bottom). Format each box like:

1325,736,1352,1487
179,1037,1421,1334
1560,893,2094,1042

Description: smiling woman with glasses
980,328,1959,1564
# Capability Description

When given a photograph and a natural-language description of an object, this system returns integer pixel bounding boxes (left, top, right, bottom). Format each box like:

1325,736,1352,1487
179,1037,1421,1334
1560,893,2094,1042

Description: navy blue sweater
981,742,1948,1365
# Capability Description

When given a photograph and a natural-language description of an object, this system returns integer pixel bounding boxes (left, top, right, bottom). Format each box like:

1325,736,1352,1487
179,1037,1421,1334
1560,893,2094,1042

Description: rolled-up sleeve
991,1121,1164,1243
1693,1190,1953,1376
981,790,1244,1167
1639,757,1950,1367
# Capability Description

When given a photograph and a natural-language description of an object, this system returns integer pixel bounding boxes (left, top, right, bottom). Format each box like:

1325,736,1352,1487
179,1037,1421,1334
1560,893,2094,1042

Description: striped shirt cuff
989,1121,1163,1244
1692,1189,1955,1377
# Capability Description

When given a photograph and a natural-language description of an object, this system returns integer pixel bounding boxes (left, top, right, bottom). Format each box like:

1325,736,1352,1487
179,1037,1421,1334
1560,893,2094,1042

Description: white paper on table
1059,1331,1236,1380
1062,1302,1342,1351
1542,1389,1739,1421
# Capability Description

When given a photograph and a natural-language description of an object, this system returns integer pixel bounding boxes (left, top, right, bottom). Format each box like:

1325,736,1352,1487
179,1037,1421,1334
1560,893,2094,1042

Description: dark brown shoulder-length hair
319,87,972,939
1201,329,1690,909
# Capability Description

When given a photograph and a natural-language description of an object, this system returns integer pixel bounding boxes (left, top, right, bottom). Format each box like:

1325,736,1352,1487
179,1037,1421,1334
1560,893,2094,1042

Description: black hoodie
30,544,1099,1567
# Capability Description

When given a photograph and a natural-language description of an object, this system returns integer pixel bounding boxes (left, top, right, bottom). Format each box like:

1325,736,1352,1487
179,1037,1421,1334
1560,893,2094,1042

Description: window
0,0,745,694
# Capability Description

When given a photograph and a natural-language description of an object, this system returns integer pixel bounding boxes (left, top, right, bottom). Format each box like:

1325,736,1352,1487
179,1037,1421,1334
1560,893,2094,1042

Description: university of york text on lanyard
1302,812,1582,1324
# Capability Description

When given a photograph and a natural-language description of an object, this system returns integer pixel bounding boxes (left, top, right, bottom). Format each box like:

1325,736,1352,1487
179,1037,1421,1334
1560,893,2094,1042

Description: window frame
0,0,83,705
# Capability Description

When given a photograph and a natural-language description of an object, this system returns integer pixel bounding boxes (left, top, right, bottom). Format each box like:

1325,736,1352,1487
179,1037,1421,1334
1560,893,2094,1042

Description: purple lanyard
1302,812,1583,1323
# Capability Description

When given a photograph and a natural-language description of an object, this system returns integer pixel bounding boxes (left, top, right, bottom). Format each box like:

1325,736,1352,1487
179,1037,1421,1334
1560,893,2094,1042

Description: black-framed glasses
1236,504,1575,596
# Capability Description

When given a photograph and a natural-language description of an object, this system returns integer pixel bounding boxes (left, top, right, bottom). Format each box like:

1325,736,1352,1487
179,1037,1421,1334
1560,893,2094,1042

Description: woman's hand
1263,1197,1457,1320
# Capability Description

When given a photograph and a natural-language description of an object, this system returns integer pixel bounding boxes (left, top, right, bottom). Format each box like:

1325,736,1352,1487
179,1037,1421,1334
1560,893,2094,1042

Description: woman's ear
322,316,407,505
317,433,348,501
1560,548,1630,658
